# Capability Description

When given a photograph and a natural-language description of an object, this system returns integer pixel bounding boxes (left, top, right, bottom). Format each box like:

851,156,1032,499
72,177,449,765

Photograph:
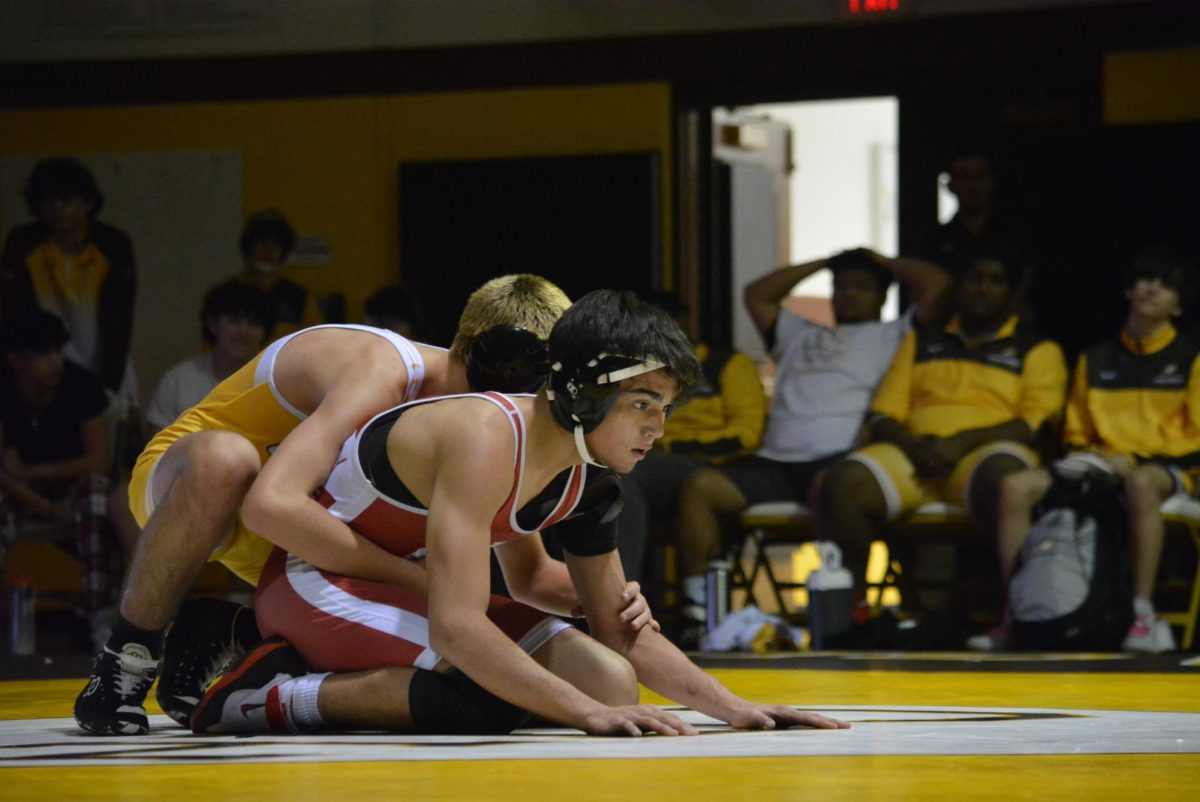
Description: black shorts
719,453,846,506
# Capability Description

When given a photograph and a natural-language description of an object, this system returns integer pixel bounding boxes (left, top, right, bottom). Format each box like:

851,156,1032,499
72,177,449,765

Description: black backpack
1009,465,1133,651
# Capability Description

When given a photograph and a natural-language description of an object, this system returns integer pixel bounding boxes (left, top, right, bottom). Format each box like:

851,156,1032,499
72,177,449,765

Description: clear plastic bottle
7,575,36,656
705,559,731,630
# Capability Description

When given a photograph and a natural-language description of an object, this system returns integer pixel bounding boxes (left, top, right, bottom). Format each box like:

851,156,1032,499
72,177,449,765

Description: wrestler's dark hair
828,248,892,294
1125,246,1197,313
200,280,276,345
546,290,701,435
239,209,297,261
23,158,104,218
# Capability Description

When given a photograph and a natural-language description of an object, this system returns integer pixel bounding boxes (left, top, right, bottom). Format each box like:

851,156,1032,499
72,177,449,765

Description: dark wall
4,1,1196,352
399,154,662,346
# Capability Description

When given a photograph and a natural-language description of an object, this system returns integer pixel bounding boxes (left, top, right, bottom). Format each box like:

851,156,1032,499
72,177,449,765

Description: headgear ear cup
548,365,619,434
546,353,666,466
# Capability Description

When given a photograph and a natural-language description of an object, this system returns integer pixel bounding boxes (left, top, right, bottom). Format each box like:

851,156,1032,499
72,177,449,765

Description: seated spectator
615,294,765,585
233,209,322,338
0,157,138,404
144,281,274,436
363,284,430,340
982,246,1200,653
676,249,951,628
0,310,138,648
817,252,1068,614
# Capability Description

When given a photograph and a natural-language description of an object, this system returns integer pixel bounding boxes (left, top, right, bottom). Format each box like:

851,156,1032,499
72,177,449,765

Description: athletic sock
682,575,706,607
288,673,330,731
1133,597,1155,619
108,614,164,658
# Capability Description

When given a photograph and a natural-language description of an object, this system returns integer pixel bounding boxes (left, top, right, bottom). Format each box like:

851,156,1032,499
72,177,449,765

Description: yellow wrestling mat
2,658,1199,801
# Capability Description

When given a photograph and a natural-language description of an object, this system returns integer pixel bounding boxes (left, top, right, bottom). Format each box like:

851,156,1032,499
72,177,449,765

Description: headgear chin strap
546,353,665,467
465,326,550,393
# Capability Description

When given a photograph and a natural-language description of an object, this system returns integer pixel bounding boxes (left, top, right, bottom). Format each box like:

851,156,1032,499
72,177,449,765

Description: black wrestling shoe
74,642,159,735
156,598,261,727
190,636,308,735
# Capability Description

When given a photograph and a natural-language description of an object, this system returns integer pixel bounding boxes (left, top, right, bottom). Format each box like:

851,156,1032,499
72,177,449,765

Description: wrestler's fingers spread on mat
771,707,852,730
634,705,697,736
584,705,687,736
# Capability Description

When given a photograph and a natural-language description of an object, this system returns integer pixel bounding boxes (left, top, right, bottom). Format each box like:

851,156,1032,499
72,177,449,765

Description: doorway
714,96,899,361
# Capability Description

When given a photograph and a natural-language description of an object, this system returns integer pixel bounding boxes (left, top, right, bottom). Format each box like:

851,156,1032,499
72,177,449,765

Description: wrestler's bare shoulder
274,328,416,411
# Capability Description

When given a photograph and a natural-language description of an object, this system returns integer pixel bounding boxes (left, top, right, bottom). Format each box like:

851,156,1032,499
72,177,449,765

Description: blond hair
450,274,571,361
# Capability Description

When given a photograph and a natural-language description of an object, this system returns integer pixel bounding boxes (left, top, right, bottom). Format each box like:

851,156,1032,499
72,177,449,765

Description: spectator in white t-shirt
143,281,274,436
674,248,951,627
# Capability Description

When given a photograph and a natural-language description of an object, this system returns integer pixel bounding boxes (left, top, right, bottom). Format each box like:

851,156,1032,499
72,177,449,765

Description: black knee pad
408,668,533,735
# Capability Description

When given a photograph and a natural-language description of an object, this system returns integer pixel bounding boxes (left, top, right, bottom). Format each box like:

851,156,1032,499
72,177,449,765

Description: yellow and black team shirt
1065,323,1200,461
656,343,766,463
0,221,136,392
870,314,1068,438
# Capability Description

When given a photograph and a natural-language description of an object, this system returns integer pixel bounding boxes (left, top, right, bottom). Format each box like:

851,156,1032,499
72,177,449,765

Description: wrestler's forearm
246,496,431,591
622,629,745,723
510,559,578,617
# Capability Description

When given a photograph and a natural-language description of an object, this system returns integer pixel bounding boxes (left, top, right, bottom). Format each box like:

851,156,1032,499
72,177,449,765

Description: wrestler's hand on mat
570,581,661,633
580,704,698,737
725,704,851,730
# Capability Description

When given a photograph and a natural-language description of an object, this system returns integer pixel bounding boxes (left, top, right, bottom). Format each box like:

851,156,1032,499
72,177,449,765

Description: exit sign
849,0,901,12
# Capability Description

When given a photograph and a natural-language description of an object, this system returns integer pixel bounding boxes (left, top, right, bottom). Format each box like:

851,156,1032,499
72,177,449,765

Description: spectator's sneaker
156,598,260,727
190,636,308,735
74,642,159,735
1122,615,1176,654
966,622,1012,652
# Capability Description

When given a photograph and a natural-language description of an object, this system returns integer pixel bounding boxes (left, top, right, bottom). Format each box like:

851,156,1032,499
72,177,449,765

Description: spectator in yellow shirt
818,250,1068,600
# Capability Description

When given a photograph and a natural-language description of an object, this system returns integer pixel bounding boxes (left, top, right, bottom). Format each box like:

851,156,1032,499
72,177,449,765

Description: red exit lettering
849,0,901,12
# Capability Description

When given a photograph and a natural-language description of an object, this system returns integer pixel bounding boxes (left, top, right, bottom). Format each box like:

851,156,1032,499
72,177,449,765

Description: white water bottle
806,542,853,650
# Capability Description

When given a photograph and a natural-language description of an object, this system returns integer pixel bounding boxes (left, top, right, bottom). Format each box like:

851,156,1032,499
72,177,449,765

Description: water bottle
705,559,730,630
806,542,853,650
8,576,36,656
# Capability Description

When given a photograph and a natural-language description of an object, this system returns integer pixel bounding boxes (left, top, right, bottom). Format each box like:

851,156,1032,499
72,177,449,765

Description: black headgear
465,326,550,393
546,352,665,466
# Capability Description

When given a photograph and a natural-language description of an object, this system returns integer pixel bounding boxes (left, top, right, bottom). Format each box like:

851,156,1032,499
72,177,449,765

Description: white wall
733,96,900,318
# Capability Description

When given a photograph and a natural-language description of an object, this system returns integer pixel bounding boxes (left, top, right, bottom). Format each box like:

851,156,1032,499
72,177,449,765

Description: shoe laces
108,644,157,698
